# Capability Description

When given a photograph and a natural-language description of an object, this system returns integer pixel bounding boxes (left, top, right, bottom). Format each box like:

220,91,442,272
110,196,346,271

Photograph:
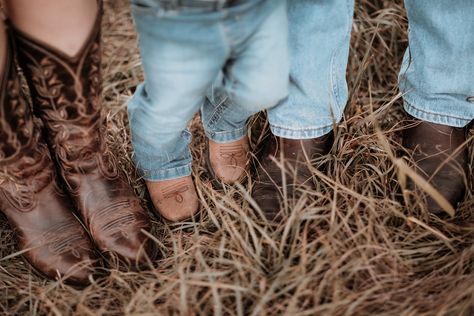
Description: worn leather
12,9,153,267
0,32,96,286
252,132,334,220
402,118,468,214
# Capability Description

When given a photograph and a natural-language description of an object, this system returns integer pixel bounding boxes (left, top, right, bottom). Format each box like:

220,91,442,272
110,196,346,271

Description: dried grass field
1,0,474,315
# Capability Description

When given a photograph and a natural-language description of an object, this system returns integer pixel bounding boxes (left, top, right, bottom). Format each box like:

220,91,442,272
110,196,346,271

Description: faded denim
128,0,289,181
208,0,474,141
206,0,354,140
268,0,354,139
399,0,474,127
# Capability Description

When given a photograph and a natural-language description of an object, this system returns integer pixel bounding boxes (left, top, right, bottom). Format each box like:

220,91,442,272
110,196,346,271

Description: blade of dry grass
1,0,473,315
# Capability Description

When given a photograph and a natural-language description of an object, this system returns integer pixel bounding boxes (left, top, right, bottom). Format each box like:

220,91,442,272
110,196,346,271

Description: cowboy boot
402,117,468,214
252,132,333,220
147,176,200,223
11,7,154,267
0,30,96,286
206,136,250,185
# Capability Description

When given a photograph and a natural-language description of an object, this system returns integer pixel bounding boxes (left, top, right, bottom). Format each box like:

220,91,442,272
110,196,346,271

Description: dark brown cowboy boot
402,117,468,214
11,8,154,267
252,132,333,220
0,31,96,286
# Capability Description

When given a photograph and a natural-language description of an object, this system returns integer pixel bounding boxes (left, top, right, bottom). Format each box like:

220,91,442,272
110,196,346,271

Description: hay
1,0,473,315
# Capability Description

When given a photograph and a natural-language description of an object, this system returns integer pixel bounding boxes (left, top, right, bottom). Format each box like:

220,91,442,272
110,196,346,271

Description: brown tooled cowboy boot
252,132,334,220
11,8,153,267
402,117,468,214
0,30,96,286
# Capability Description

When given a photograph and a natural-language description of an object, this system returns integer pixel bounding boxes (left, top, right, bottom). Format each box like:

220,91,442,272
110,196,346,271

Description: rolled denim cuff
403,97,474,128
270,123,334,139
137,163,192,181
205,126,247,143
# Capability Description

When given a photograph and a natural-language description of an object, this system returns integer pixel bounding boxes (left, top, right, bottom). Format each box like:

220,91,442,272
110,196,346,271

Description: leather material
146,176,200,222
207,137,250,185
402,118,468,214
0,32,96,286
252,132,334,220
12,10,153,267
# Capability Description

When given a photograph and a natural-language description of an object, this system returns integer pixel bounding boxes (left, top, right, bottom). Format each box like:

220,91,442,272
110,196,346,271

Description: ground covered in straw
1,0,473,315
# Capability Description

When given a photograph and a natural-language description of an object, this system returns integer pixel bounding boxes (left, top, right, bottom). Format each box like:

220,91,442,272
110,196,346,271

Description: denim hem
138,163,192,181
270,124,334,139
205,126,247,143
403,99,473,128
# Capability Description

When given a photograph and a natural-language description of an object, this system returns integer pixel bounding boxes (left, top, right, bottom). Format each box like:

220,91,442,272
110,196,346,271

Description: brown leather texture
207,137,250,185
146,176,200,223
252,132,334,220
12,10,153,267
0,32,96,286
402,118,468,214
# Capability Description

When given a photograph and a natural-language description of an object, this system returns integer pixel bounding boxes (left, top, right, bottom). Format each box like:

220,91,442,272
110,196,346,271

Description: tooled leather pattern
15,19,119,192
219,144,246,167
0,45,55,213
14,15,149,239
37,219,89,258
91,199,140,239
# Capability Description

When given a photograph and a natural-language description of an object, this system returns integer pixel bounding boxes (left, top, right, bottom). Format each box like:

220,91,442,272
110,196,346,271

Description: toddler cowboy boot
11,8,154,267
206,137,250,185
0,30,96,286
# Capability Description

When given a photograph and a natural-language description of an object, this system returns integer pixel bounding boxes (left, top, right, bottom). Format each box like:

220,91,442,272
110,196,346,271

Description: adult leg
0,21,96,286
252,0,354,220
5,0,98,57
400,0,474,214
6,0,154,267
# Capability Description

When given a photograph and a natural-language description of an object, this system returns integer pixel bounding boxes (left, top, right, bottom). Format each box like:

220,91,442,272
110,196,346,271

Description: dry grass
1,0,474,315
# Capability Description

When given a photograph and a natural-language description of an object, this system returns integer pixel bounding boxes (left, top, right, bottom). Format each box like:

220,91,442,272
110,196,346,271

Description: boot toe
147,176,200,222
61,256,97,286
159,198,200,222
103,230,154,269
27,240,97,287
252,186,282,220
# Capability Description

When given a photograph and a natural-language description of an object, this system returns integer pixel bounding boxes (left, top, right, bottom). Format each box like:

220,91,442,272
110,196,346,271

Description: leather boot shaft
11,5,154,267
0,30,96,286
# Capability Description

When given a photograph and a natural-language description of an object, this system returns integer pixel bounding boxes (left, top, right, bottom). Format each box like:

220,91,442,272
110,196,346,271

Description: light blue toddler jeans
128,0,289,181
207,0,474,141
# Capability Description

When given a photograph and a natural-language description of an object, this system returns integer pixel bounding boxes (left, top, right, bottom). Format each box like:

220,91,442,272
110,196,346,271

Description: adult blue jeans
400,0,474,127
208,0,474,141
128,0,289,181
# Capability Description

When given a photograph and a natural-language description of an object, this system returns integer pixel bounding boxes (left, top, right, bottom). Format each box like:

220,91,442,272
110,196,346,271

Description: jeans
208,0,474,140
207,0,353,140
399,0,474,127
128,0,289,181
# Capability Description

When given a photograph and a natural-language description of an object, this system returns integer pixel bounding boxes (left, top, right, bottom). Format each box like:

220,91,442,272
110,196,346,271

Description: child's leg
202,0,289,184
129,3,228,220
